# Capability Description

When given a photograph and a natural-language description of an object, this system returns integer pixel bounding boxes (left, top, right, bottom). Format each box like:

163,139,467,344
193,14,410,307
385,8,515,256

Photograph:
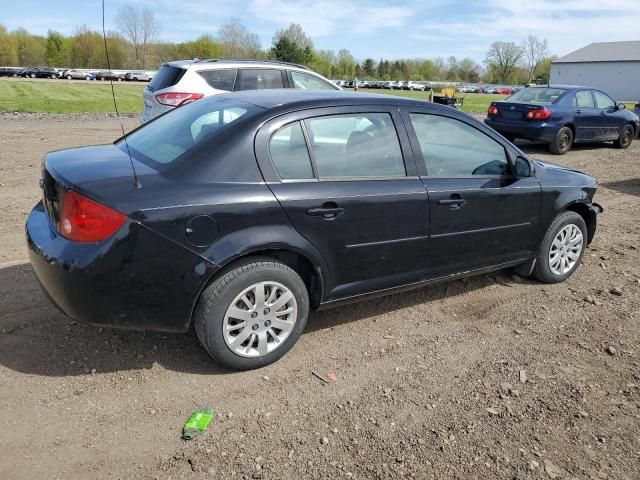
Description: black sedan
27,91,602,370
21,67,60,79
485,85,639,154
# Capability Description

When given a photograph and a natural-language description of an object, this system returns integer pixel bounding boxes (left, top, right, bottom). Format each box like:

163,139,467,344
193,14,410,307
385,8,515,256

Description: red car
497,87,513,95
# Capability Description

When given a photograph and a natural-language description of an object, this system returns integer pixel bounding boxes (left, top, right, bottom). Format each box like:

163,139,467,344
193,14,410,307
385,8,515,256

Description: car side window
574,90,595,109
291,71,336,90
409,113,509,177
235,69,284,91
304,113,406,179
593,91,615,109
269,122,314,180
197,69,237,91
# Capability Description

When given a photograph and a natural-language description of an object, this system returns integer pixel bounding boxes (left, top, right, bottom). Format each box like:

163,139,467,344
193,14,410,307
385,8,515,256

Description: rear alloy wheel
194,258,309,370
532,211,587,283
85,76,91,81
30,73,36,78
50,74,56,79
614,124,634,149
66,75,72,80
549,126,573,155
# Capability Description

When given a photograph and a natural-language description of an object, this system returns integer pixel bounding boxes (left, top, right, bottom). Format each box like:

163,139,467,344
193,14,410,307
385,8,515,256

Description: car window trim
402,109,513,179
256,105,419,183
301,112,408,181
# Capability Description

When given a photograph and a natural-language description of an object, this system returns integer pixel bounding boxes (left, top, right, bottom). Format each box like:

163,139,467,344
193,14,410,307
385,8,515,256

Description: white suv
141,59,341,123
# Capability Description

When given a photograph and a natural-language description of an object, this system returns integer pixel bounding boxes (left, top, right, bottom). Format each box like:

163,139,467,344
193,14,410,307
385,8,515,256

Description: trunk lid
492,102,548,122
41,145,159,222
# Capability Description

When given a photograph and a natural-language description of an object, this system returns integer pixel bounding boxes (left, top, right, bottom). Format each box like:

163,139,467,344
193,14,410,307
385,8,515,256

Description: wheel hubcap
548,224,583,275
559,133,569,149
223,281,297,358
623,130,631,146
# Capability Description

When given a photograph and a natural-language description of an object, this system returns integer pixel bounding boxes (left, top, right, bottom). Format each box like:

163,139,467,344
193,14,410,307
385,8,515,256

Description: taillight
488,104,499,116
525,108,552,120
60,190,126,243
155,92,204,107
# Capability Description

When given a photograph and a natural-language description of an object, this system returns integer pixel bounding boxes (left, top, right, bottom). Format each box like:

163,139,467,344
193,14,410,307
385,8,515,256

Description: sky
3,0,639,62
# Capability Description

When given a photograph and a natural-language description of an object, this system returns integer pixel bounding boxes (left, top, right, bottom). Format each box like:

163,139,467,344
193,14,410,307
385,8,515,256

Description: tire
613,124,634,149
66,75,72,80
85,76,91,81
194,258,310,370
30,73,36,78
50,74,56,79
548,126,573,155
531,211,587,284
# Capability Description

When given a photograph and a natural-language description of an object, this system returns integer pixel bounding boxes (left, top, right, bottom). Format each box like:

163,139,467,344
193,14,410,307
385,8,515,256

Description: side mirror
617,103,626,110
512,156,531,177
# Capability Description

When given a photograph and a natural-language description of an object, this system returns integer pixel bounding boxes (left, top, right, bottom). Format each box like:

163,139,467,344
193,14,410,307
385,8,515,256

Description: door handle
437,196,466,210
306,202,344,219
575,109,582,114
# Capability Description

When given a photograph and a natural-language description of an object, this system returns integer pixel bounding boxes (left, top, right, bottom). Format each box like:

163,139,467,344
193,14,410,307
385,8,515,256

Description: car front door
255,106,429,301
401,108,541,279
573,89,599,141
592,90,623,141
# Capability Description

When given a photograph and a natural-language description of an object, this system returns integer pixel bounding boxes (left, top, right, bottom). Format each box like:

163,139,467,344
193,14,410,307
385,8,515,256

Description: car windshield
118,98,263,170
506,87,566,104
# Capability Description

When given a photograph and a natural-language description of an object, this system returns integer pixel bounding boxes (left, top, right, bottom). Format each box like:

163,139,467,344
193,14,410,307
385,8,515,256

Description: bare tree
217,18,261,58
116,4,161,68
521,35,549,83
485,41,523,83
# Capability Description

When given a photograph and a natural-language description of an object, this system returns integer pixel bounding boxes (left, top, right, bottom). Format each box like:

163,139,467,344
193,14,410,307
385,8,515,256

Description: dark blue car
485,85,640,155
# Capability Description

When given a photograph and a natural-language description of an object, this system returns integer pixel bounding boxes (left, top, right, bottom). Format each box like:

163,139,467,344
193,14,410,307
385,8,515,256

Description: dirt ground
0,112,639,480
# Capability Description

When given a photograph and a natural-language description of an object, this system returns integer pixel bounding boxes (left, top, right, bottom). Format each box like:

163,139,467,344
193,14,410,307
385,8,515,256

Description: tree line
0,5,555,83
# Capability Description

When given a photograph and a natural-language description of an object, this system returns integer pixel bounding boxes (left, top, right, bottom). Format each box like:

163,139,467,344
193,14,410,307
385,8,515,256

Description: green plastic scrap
182,407,215,440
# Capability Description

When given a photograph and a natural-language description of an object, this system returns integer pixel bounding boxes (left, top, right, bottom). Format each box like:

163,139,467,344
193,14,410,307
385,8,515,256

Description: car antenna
101,0,141,189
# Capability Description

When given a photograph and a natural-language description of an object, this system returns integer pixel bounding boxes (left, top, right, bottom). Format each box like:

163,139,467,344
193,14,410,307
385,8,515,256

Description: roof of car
164,59,310,71
214,89,435,109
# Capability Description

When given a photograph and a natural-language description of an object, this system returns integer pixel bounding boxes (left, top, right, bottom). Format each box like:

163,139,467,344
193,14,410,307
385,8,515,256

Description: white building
550,41,640,101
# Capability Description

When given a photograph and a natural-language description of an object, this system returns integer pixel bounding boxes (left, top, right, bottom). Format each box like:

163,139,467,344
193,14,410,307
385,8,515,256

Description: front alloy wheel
532,211,587,283
548,224,583,275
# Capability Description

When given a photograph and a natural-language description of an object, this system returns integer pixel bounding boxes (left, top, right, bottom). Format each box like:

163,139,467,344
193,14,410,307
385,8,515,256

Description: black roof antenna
101,0,141,188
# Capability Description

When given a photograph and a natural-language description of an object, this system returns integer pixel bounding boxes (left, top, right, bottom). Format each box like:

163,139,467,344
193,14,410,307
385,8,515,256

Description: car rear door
572,89,599,141
401,107,541,279
255,106,429,301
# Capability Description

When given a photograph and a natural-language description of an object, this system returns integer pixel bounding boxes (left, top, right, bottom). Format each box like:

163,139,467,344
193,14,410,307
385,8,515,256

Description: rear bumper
485,118,558,142
26,201,217,332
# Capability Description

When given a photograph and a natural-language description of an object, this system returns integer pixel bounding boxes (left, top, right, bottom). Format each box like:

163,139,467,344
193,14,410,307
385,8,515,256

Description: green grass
358,89,507,112
0,79,145,113
0,79,635,114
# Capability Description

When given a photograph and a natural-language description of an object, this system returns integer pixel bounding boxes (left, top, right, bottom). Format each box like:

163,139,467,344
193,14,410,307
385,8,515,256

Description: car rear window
119,97,262,170
197,69,237,91
506,87,566,104
148,65,186,91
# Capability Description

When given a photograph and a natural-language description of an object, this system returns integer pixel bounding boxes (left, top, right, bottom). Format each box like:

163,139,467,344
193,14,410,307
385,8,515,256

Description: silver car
141,59,340,123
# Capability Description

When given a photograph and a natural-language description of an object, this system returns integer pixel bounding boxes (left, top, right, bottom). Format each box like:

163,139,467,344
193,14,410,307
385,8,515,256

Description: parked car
634,102,640,118
0,67,23,77
95,71,125,81
485,85,639,154
22,67,60,79
125,71,155,82
383,81,402,90
27,90,602,370
141,59,339,123
61,69,94,80
403,81,426,91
